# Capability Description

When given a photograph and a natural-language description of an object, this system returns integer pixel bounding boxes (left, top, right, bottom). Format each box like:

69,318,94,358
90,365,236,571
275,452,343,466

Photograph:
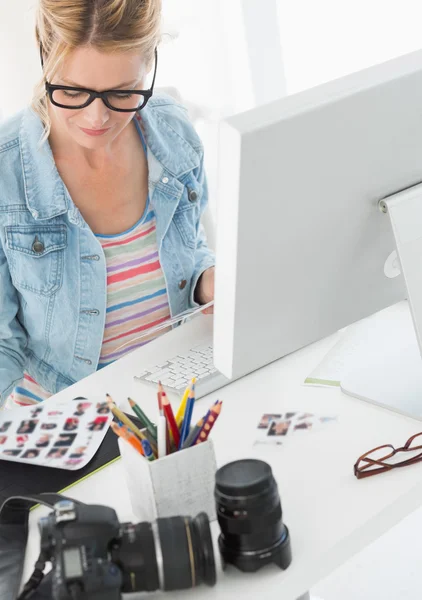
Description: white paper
304,301,410,388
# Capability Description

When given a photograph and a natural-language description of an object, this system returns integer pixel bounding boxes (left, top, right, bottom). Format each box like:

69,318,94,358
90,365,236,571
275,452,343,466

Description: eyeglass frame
39,44,158,113
354,432,422,479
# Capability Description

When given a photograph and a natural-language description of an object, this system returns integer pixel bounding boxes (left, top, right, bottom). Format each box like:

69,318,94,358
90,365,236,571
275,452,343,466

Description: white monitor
214,49,422,415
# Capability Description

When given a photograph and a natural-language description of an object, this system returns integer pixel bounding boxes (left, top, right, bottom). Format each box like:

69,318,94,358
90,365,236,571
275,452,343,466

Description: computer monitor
214,48,422,415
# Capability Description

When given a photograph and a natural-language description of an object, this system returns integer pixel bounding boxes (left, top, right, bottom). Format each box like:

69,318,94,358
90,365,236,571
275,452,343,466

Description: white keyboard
134,343,222,395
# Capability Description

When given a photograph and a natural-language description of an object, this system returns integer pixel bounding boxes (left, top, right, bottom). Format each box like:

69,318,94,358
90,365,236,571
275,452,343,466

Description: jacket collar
140,97,201,177
20,109,69,221
19,98,200,221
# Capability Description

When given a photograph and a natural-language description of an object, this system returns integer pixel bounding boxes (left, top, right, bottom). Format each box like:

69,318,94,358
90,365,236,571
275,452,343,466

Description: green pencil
128,397,157,440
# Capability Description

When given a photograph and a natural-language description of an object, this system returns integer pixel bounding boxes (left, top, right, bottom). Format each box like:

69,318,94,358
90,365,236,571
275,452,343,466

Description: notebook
304,301,410,388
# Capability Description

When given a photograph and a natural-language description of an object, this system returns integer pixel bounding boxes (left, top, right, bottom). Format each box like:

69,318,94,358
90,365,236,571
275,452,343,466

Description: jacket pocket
5,225,67,296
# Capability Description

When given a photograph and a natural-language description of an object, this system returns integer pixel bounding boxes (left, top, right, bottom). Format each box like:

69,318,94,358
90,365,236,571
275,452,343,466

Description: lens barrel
113,512,216,593
215,459,292,572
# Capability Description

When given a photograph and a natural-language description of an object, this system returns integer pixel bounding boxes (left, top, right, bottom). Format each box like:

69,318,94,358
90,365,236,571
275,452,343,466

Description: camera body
39,500,123,600
38,499,216,600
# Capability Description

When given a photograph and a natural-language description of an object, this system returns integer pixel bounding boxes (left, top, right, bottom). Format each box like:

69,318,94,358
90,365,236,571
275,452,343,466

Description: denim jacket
0,94,215,405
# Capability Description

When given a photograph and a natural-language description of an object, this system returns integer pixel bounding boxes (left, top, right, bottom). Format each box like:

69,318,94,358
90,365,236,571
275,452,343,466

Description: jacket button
188,188,198,202
32,238,44,254
179,279,187,290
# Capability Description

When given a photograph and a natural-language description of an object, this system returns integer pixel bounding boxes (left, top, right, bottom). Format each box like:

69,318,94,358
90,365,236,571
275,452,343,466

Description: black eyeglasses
40,45,157,113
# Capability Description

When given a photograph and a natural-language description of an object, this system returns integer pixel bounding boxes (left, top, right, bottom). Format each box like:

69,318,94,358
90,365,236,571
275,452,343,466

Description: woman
0,0,215,407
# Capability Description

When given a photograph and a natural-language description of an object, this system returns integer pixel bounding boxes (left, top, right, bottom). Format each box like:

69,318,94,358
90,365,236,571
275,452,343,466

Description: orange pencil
110,422,144,456
161,391,180,448
195,401,222,444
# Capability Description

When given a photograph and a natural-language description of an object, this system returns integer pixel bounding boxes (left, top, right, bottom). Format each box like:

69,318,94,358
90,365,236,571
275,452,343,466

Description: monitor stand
341,182,422,420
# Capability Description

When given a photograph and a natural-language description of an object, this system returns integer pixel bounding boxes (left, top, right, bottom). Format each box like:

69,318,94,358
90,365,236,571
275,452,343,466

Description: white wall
0,0,39,119
277,0,422,94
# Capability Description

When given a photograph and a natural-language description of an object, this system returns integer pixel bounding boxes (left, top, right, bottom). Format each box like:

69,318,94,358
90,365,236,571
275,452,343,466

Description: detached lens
114,512,216,593
215,459,292,572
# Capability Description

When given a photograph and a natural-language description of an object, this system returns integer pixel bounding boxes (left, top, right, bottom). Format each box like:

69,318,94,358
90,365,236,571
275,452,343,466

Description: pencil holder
118,438,217,522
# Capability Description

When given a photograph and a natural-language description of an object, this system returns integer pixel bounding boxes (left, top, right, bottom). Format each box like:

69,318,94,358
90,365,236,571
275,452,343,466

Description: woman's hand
195,267,215,314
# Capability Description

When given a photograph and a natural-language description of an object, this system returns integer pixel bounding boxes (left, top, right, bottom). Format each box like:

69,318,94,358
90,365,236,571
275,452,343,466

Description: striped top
10,123,171,406
96,203,171,368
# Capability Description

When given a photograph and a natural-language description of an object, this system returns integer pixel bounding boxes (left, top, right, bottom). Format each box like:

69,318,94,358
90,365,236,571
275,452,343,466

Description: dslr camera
32,499,215,600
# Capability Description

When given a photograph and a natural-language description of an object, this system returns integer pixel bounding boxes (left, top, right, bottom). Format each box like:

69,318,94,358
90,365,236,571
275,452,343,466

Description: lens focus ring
217,502,282,535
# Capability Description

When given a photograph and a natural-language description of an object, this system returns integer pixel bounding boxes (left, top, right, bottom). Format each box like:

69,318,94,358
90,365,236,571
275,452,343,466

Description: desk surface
23,316,422,600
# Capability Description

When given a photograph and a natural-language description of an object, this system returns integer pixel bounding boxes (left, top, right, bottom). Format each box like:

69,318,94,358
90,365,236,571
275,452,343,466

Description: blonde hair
32,0,162,138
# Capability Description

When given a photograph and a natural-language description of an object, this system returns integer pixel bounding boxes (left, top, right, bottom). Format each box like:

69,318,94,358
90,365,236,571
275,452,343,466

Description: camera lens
215,459,292,573
112,512,216,592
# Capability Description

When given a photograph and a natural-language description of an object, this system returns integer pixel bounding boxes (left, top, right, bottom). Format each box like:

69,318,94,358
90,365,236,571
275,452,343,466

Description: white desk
22,316,422,600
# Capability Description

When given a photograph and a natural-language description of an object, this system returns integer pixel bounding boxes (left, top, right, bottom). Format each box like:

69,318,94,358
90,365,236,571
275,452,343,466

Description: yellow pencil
175,378,196,428
106,394,148,443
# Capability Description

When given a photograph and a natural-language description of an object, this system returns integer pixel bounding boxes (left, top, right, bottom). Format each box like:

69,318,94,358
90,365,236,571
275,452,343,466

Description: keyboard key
172,378,189,388
195,367,209,375
148,369,171,380
193,345,212,353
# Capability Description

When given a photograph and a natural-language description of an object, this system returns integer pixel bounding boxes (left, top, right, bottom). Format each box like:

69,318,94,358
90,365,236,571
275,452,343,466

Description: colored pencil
141,439,155,461
106,394,148,443
110,422,144,456
195,401,222,444
178,384,196,449
143,429,159,457
181,412,209,449
158,382,171,453
158,415,167,458
128,397,157,440
157,381,164,412
161,391,180,448
175,378,196,428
